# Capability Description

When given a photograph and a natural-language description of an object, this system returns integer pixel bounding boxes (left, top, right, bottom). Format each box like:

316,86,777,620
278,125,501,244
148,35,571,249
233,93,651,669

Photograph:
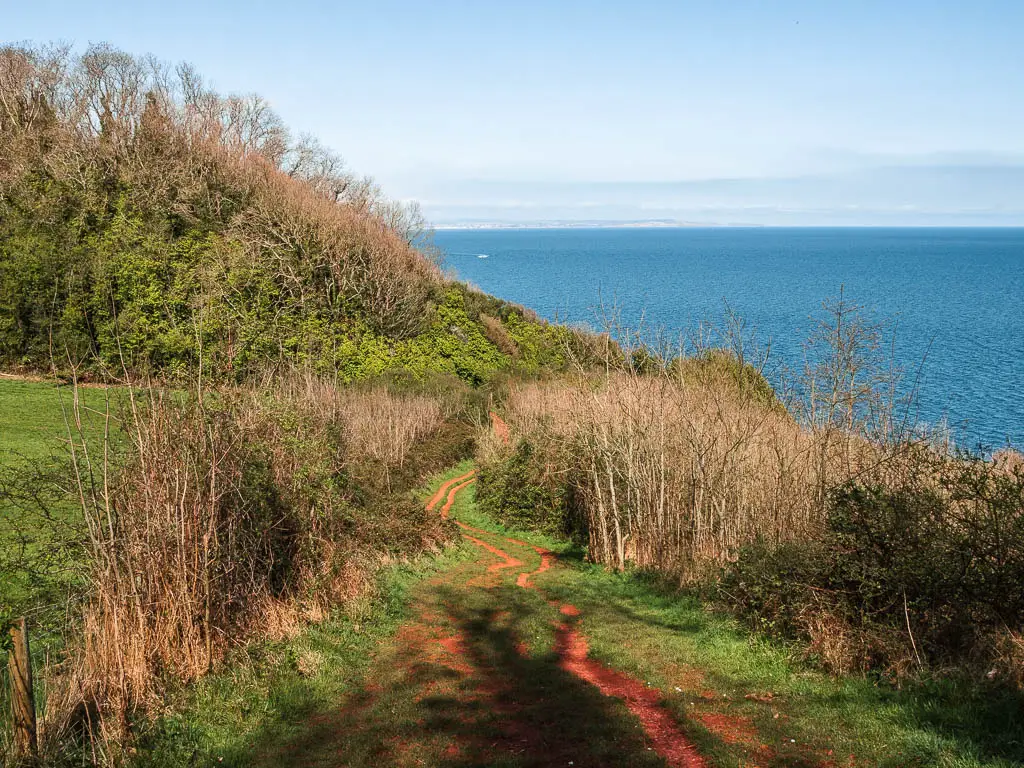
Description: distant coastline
432,221,1024,230
433,219,762,230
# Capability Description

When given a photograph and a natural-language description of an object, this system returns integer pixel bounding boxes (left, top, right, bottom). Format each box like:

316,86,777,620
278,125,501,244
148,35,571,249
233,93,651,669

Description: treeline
0,43,591,383
477,298,1024,682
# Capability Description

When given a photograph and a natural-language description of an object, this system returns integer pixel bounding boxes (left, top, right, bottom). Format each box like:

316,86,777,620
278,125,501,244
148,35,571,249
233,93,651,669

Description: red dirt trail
426,469,476,512
458,532,523,572
516,545,554,589
557,624,706,768
429,467,708,768
438,477,477,519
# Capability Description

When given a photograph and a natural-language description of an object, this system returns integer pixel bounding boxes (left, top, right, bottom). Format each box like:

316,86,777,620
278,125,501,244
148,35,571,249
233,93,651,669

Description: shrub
0,43,446,380
10,373,469,754
480,314,520,358
671,348,781,411
476,440,574,536
721,463,1024,677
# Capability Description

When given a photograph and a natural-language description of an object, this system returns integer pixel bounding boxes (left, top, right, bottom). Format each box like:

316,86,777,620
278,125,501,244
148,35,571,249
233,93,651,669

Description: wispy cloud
418,163,1024,226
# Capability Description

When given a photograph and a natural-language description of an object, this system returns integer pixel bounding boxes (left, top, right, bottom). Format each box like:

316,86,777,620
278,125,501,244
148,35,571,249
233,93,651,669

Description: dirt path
423,471,707,768
256,465,852,767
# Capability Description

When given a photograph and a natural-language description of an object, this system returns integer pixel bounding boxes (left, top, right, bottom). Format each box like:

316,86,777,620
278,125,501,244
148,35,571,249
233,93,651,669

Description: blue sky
5,1,1024,224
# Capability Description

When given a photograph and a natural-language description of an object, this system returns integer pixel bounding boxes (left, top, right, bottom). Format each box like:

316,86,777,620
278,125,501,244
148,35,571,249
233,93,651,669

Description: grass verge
460,492,1024,768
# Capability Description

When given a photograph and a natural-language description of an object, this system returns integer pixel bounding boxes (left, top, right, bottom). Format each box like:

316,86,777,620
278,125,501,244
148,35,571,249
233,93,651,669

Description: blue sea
434,227,1024,449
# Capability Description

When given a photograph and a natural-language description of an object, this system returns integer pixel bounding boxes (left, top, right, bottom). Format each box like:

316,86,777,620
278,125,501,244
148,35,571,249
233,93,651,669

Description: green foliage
503,311,571,370
0,175,539,386
476,441,573,536
672,348,781,410
398,290,509,384
721,465,1024,674
0,605,12,654
1,42,618,390
718,539,824,640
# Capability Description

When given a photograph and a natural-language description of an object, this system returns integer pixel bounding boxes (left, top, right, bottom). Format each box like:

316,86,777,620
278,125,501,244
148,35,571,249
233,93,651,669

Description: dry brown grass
480,314,520,358
487,367,901,580
44,373,449,753
271,372,445,486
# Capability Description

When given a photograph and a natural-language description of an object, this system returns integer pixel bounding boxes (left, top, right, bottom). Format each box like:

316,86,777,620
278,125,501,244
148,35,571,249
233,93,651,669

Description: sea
434,227,1024,450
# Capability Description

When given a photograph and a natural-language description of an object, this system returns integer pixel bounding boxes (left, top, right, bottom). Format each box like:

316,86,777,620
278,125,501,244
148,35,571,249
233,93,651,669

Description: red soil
516,547,554,589
429,468,710,768
440,478,476,519
459,531,524,572
426,470,477,513
437,632,475,675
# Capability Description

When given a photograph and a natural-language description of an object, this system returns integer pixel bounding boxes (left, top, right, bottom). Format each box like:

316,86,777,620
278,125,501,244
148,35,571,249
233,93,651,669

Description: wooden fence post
8,617,37,759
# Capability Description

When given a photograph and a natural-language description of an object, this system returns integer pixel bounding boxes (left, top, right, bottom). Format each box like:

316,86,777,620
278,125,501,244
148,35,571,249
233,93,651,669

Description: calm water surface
435,227,1024,449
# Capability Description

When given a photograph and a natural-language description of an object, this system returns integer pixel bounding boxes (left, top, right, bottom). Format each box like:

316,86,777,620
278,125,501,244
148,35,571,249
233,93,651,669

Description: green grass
470,499,1024,767
0,378,115,609
133,548,476,767
149,470,667,768
1,377,121,760
0,378,79,460
17,457,1021,767
131,464,480,767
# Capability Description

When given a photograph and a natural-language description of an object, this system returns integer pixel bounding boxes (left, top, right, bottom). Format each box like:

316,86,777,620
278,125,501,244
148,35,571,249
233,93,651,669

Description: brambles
0,372,474,759
476,440,572,536
723,464,1024,676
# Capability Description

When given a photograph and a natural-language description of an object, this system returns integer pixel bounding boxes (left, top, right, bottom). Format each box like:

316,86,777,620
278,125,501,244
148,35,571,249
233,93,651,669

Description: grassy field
122,466,1024,768
0,377,115,610
0,377,77,461
0,378,106,759
0,376,118,470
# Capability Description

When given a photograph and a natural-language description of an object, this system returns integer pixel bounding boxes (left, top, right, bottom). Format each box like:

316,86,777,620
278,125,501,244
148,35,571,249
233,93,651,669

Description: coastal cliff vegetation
0,42,596,383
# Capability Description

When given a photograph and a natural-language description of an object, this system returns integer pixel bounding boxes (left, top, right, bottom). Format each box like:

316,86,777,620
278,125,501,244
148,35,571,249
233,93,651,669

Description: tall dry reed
45,374,448,755
487,362,913,581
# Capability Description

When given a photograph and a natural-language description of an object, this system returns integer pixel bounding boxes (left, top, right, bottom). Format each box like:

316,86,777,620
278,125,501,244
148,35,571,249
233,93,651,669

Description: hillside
0,43,594,384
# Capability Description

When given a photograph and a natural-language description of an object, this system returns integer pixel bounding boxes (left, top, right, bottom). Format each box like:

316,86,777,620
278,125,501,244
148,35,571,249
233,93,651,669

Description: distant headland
433,219,762,230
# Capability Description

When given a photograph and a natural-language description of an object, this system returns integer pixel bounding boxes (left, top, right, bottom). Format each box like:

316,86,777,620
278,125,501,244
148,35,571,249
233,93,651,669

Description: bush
0,373,474,755
671,349,781,410
480,314,520,358
721,462,1024,677
476,440,574,536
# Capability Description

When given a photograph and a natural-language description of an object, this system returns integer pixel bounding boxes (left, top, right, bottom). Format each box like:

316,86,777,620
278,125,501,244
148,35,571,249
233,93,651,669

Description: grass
0,378,114,609
1,377,118,761
130,464,480,767
0,378,88,460
133,546,476,767
141,470,1022,766
130,465,666,767
466,497,1024,767
541,565,1024,767
5,439,1021,766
